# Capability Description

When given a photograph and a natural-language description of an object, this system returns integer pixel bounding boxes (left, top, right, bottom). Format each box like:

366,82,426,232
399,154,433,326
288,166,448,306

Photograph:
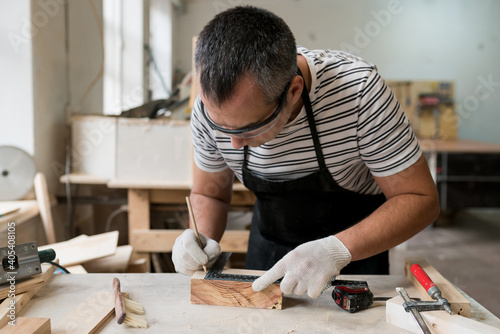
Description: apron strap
297,67,327,170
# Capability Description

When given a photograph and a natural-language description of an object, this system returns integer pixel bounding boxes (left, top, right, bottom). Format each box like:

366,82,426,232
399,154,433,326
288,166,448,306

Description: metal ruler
204,252,263,282
204,252,368,288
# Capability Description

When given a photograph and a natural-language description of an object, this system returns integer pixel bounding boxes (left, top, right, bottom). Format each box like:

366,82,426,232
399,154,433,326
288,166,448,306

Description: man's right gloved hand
172,229,221,275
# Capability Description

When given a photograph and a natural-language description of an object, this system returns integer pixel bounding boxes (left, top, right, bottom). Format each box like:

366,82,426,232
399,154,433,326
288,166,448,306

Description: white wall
67,0,103,115
31,0,68,195
0,0,104,194
173,0,500,144
0,0,34,155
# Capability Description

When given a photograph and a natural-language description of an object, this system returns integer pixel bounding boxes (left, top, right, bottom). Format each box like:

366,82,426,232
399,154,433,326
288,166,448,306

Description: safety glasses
200,82,290,139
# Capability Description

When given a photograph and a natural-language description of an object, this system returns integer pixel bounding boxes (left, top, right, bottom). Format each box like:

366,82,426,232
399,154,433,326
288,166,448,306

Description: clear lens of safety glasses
224,114,282,138
200,81,290,138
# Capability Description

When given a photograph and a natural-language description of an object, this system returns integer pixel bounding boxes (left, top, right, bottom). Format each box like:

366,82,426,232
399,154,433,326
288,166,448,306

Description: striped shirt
191,46,421,195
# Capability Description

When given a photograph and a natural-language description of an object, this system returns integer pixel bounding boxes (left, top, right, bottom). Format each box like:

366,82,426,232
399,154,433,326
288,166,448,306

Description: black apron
243,74,389,274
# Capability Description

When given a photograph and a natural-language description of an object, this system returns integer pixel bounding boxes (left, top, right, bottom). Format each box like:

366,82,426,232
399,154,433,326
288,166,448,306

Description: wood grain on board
191,269,282,309
51,291,115,334
0,317,50,334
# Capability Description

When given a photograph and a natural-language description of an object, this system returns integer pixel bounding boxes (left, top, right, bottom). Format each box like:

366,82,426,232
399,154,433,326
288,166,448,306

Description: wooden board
188,36,198,110
386,295,500,334
149,188,255,206
191,269,282,309
0,317,50,334
0,208,20,217
51,291,115,334
65,265,88,274
127,189,151,273
0,200,39,226
38,231,118,267
34,173,56,244
83,245,133,273
130,229,249,253
0,278,45,299
0,263,57,328
59,172,110,185
405,257,470,317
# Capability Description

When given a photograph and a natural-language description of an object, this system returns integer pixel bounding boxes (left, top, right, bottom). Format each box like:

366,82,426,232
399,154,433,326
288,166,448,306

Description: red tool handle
410,264,436,292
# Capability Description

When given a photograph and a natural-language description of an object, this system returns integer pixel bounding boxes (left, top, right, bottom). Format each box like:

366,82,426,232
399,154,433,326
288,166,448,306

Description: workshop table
18,273,500,333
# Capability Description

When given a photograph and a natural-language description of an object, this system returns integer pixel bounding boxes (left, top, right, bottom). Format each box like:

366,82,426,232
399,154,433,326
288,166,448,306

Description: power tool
0,241,56,285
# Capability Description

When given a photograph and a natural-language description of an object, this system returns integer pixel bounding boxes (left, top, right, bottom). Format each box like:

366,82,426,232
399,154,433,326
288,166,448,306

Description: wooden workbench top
18,273,500,333
419,138,500,153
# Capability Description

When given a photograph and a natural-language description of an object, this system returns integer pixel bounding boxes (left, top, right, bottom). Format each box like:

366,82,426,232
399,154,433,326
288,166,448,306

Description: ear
289,75,304,105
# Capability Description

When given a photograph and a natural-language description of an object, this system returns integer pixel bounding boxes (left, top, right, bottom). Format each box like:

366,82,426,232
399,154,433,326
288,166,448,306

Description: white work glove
172,229,221,276
252,236,352,298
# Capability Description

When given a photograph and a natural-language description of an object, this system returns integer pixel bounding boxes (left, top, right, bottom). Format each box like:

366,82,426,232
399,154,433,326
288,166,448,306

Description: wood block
65,265,88,274
0,317,50,334
404,257,470,317
386,295,500,334
51,291,115,334
191,269,282,309
0,278,45,299
38,231,119,267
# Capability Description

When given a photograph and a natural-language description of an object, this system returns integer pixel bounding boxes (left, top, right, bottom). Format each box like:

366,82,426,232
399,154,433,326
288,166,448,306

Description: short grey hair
195,6,297,108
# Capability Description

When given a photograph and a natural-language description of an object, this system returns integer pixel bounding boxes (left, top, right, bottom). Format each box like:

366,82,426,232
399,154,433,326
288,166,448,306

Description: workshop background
0,0,499,318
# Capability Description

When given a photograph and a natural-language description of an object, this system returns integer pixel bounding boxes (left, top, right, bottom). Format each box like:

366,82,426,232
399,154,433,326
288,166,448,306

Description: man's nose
231,137,249,149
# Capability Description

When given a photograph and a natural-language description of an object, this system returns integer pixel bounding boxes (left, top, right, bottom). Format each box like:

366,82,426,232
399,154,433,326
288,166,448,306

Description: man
172,6,439,298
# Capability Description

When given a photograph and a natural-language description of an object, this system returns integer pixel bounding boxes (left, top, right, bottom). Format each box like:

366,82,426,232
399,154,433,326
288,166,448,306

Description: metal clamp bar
397,287,431,334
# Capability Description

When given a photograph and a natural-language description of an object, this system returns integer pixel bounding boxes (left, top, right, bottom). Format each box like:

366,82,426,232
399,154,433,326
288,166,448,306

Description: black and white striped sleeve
356,70,422,177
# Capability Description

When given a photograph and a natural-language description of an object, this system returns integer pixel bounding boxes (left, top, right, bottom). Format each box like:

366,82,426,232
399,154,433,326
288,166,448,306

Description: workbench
17,273,500,333
420,139,500,225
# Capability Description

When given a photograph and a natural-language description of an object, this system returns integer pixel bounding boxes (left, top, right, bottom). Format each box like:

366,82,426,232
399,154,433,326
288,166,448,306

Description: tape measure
332,284,391,313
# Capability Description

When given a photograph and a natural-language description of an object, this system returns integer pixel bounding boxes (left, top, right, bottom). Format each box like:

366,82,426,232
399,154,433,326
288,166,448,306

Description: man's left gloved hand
252,236,352,298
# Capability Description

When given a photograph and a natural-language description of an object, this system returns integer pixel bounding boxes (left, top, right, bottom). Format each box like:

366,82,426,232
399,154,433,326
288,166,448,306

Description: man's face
200,75,293,149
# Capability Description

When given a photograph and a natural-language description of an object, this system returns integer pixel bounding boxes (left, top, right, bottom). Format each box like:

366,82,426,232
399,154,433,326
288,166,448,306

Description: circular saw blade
0,146,37,201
